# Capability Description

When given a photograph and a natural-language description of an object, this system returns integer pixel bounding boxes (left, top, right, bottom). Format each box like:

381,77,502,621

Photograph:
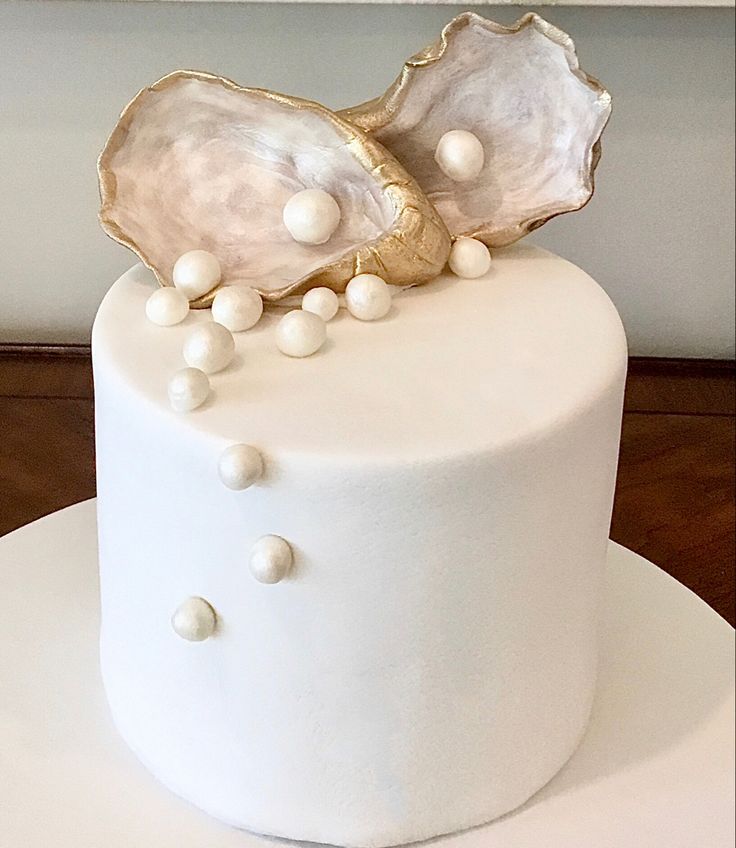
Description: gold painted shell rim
340,12,613,248
98,70,450,307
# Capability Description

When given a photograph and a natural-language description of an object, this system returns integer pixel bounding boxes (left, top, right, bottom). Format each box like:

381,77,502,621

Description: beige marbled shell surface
98,71,450,305
341,13,612,248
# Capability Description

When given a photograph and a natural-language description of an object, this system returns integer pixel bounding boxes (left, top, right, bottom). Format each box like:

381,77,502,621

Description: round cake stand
1,501,733,848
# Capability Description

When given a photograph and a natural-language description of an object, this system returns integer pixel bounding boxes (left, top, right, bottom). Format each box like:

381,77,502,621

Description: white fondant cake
93,244,627,847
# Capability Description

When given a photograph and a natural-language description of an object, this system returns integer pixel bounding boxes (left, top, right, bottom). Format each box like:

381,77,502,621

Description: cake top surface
93,245,626,466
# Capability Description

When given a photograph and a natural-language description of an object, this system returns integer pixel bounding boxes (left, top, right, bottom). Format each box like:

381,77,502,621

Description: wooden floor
1,348,734,625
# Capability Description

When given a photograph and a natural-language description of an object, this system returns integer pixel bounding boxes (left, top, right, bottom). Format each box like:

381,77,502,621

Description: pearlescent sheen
98,71,451,306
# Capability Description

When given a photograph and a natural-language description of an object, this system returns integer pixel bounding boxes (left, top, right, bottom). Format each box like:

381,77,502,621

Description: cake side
93,246,626,846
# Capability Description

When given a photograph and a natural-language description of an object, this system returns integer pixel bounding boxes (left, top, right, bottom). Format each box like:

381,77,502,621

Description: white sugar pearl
212,285,263,332
250,535,293,584
434,130,485,182
283,189,341,245
183,322,235,374
218,444,263,490
448,237,492,279
345,274,392,321
172,250,221,300
168,367,210,412
302,287,339,322
145,287,189,326
275,309,326,358
171,596,217,641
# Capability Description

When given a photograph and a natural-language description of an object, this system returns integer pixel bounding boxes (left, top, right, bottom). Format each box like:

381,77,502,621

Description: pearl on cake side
145,287,189,326
283,189,341,245
171,596,217,641
302,287,339,322
167,367,210,412
434,130,485,182
218,444,264,491
250,535,293,584
448,238,492,279
172,250,222,300
345,274,392,321
212,285,263,332
276,309,327,358
183,322,235,374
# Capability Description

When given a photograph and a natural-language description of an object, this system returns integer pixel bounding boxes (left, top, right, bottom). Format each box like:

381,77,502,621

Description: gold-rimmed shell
98,71,450,307
341,13,612,248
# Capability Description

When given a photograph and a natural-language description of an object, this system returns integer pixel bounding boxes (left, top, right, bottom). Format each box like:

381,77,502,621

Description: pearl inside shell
434,130,485,183
302,287,339,322
145,287,189,326
171,596,217,641
275,309,327,358
172,250,222,300
250,535,293,584
345,274,392,321
212,285,263,332
167,367,210,412
448,238,492,279
282,189,341,245
218,444,264,490
183,322,235,374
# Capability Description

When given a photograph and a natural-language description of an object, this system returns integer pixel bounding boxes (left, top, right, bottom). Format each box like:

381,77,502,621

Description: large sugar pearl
172,250,222,300
218,444,263,490
183,322,235,374
168,367,210,412
283,189,341,245
250,535,293,584
212,285,263,332
448,237,492,279
434,130,485,182
302,287,339,322
145,287,189,326
171,596,217,641
275,309,326,358
345,274,392,321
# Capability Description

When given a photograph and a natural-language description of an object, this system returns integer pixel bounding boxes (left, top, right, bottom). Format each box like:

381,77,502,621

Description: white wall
0,1,733,357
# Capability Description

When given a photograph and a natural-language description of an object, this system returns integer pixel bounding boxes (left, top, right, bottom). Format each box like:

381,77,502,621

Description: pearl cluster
432,129,494,278
147,250,270,413
273,273,393,358
170,531,294,641
152,203,489,642
150,243,401,642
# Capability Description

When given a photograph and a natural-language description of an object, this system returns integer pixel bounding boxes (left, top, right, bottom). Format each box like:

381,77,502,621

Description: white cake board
1,500,733,848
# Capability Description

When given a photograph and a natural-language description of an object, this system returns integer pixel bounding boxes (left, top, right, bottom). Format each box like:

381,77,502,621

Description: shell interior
99,73,449,302
341,13,612,247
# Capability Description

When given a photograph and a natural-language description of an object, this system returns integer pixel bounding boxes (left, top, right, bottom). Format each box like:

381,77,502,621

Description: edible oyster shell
341,13,612,248
98,71,450,305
